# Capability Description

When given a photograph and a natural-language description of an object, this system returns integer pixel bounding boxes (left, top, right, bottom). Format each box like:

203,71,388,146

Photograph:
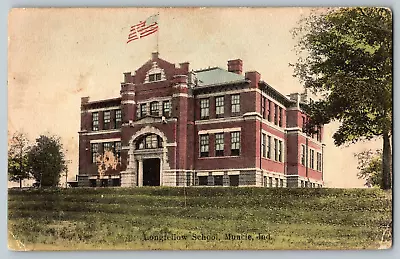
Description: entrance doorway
143,158,161,186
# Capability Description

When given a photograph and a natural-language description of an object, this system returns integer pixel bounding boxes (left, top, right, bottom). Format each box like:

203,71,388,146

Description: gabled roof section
194,67,246,87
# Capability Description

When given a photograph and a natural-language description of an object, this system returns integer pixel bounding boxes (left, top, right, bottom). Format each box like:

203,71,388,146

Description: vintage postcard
8,7,392,250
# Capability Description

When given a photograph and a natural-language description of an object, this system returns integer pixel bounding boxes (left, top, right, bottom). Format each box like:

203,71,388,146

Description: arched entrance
121,126,172,187
134,133,163,186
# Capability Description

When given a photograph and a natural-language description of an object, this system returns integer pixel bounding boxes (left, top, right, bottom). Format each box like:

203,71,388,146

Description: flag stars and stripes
127,14,159,44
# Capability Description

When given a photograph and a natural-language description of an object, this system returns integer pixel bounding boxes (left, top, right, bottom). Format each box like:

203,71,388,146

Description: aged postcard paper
8,7,392,250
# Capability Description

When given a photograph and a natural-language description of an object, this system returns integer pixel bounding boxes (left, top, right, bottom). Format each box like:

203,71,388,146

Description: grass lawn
8,187,392,250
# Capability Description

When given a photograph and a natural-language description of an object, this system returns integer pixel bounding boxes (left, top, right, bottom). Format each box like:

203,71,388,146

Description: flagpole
156,13,160,53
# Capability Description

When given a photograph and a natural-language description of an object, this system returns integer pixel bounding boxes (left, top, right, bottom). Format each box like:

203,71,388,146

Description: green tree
355,149,385,188
8,132,31,188
292,7,392,189
27,135,67,187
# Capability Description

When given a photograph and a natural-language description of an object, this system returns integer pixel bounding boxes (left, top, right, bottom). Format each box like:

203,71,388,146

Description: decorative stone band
81,106,121,113
198,127,241,135
121,100,136,105
90,138,121,143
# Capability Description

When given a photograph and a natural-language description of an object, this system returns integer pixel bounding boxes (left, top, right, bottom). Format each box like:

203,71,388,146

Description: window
267,136,271,159
269,177,273,187
215,133,224,156
278,107,283,127
146,135,159,149
149,73,162,82
268,100,272,122
92,112,99,131
231,131,240,156
136,134,162,149
316,126,322,142
215,96,224,118
136,105,141,119
278,140,283,162
200,134,209,157
302,116,306,131
198,176,208,186
262,96,267,119
275,178,279,188
214,176,223,186
264,176,268,187
186,172,192,186
274,104,278,125
140,103,147,117
274,138,279,161
103,142,114,153
261,133,266,158
91,143,99,163
115,141,121,162
301,145,306,165
103,111,111,130
231,94,240,114
301,180,304,188
317,152,322,171
310,149,315,169
229,175,239,186
115,109,122,128
200,99,209,119
162,101,171,117
150,102,159,116
280,179,284,187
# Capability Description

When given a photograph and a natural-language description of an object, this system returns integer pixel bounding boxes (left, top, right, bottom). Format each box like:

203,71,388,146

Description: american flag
127,14,159,44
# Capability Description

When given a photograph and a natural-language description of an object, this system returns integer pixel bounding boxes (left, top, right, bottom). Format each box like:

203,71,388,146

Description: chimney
151,51,159,60
179,62,190,73
227,59,243,74
123,72,132,83
81,96,90,105
245,71,261,88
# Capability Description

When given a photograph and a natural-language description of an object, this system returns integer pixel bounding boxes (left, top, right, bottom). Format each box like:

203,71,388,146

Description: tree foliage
96,150,119,177
27,135,67,187
355,149,385,188
8,132,31,187
292,7,392,189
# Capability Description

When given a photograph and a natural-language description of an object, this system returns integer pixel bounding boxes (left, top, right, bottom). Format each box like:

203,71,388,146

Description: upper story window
268,100,272,122
231,131,240,156
215,96,224,118
92,112,99,131
200,99,210,120
144,62,166,83
274,104,278,125
267,135,271,159
136,134,162,150
200,134,209,157
140,103,147,117
215,133,224,156
103,111,111,130
262,97,267,119
231,94,240,114
115,109,122,128
310,149,315,169
262,133,267,158
149,73,162,82
278,107,283,127
316,152,322,171
150,101,159,116
274,138,279,161
301,144,306,166
162,101,171,117
302,116,306,131
91,143,99,163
